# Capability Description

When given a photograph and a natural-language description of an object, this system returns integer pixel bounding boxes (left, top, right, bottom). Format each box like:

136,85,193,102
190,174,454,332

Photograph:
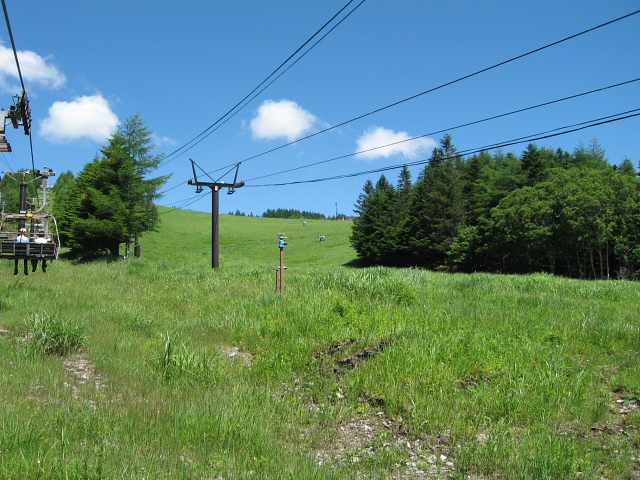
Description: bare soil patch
63,352,107,396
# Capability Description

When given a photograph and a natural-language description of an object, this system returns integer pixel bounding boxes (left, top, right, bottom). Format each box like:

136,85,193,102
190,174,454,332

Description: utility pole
188,160,244,269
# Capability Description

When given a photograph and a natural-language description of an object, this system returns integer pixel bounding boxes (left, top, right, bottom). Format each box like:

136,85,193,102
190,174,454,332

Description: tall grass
24,312,85,356
0,209,638,478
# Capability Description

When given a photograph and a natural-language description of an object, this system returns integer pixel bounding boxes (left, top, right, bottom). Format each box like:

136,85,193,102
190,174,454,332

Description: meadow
0,206,638,479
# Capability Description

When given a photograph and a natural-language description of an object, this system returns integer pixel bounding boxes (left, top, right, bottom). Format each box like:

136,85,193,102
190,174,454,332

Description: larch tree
57,114,170,256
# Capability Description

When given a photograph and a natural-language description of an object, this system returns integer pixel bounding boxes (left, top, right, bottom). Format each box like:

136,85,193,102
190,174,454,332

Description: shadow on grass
342,258,371,268
343,257,428,270
59,250,122,265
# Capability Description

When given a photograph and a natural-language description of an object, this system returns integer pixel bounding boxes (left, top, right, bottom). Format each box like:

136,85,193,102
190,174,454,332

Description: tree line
350,135,640,279
262,208,327,220
262,208,346,220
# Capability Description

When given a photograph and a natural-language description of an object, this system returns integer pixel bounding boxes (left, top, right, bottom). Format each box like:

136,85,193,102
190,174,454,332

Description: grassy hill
0,208,639,479
144,207,357,268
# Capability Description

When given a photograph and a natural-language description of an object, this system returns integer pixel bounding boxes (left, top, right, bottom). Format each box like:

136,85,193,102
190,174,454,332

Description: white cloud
355,127,437,160
0,43,66,92
250,99,319,141
40,95,119,144
153,134,178,147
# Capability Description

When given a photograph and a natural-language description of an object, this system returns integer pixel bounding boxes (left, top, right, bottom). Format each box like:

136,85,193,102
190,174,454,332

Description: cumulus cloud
40,95,119,144
0,43,66,92
355,127,437,160
250,99,320,141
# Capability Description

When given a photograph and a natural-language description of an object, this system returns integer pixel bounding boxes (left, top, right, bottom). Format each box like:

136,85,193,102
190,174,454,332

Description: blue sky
1,0,638,218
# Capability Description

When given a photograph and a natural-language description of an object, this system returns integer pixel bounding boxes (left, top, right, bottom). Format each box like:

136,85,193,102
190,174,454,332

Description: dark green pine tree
394,165,413,226
401,134,467,268
520,143,547,186
0,173,21,212
350,175,398,264
521,144,563,186
51,170,75,200
350,179,375,261
466,150,525,223
57,114,170,255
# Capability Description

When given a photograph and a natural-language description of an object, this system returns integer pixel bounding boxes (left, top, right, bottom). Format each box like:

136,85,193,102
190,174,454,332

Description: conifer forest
350,135,640,280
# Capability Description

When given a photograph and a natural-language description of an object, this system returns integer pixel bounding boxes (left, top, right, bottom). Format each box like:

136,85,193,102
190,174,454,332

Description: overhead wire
243,110,640,187
161,76,638,196
467,109,640,154
163,0,369,167
162,108,639,210
159,0,368,168
0,153,13,170
210,8,640,174
160,9,640,207
1,0,35,173
0,148,20,171
242,78,640,183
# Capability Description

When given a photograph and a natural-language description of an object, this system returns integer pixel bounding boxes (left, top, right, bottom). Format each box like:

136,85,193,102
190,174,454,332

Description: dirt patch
220,346,253,366
458,372,501,389
307,337,462,478
63,353,107,396
311,413,459,479
313,337,394,375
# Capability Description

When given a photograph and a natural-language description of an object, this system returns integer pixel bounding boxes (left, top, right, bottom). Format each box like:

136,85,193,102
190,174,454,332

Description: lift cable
1,0,25,92
207,9,640,174
242,78,640,183
243,110,640,187
0,151,15,170
1,0,35,172
159,9,640,204
160,109,639,210
158,0,368,166
160,10,639,194
466,109,639,155
159,0,368,167
159,76,638,195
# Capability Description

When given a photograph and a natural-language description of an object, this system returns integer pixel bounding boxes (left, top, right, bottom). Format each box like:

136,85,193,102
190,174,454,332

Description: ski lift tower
188,160,244,269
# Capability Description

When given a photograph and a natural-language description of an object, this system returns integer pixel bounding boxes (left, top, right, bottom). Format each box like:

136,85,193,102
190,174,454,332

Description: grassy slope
145,207,356,268
0,207,638,479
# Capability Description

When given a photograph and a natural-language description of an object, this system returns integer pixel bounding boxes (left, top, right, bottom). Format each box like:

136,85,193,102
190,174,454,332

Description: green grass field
0,207,639,479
